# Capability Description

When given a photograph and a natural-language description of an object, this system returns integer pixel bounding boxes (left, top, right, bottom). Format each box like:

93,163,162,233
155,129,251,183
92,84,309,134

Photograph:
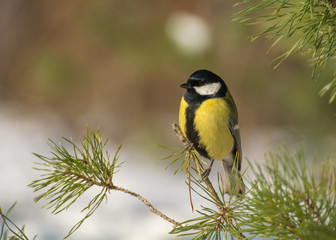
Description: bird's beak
180,82,191,89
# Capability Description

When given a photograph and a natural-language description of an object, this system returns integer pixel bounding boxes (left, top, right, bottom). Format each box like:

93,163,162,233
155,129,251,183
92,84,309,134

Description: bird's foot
184,142,194,151
198,160,214,182
200,167,211,180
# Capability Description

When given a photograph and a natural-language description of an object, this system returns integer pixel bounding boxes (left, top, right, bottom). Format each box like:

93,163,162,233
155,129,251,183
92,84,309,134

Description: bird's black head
180,69,227,102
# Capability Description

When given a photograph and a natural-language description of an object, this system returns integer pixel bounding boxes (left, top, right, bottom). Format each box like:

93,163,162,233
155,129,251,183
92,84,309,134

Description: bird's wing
228,115,242,171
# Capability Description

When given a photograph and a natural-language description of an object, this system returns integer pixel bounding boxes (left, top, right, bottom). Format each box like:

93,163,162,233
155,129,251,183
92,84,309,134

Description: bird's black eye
198,80,205,85
189,79,205,86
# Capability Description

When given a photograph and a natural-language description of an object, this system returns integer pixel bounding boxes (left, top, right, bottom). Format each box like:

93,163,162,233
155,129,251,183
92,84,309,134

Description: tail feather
221,160,245,195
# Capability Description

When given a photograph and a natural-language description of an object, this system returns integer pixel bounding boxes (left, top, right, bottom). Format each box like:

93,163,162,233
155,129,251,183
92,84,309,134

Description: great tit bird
179,69,245,195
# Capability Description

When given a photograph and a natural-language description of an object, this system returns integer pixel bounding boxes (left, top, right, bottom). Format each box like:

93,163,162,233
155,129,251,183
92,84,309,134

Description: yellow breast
194,98,233,160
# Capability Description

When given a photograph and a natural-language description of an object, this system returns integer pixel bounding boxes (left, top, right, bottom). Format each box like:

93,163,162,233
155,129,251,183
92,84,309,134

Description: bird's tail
221,160,245,195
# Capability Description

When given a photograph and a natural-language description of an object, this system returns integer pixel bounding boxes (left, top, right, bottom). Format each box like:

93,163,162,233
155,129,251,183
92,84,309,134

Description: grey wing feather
228,115,242,171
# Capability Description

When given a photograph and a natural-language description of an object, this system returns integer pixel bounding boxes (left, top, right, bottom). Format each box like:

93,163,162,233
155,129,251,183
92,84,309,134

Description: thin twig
64,169,180,226
111,185,179,226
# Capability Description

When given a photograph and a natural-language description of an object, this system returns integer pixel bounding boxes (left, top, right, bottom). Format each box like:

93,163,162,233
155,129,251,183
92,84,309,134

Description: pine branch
240,145,336,239
170,124,336,239
29,127,179,239
0,202,35,240
171,123,247,240
233,0,336,103
29,125,336,239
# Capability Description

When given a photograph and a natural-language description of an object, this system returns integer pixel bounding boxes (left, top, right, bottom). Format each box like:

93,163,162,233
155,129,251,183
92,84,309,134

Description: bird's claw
185,142,194,151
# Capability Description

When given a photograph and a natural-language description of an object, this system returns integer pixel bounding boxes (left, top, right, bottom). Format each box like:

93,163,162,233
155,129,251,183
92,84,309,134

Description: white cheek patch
193,82,221,96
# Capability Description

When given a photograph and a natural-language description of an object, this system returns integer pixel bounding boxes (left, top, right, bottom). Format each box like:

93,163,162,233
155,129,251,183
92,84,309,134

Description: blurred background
0,1,335,239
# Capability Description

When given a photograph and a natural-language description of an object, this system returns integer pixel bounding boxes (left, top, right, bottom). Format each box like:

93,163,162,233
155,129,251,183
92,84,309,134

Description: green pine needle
160,145,198,175
241,145,336,239
29,127,123,239
0,202,36,240
233,0,336,102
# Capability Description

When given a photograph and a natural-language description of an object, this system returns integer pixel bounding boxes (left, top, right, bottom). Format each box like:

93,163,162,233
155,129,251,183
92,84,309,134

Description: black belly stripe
185,103,210,159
